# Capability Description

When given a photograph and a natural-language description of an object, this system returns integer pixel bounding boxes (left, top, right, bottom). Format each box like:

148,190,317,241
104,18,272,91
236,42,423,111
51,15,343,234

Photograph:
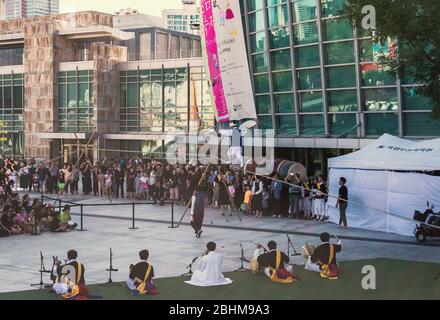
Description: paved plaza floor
1,192,439,294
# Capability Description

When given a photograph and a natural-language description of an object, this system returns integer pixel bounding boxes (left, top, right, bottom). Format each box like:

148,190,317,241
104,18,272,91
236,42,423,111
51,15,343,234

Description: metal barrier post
169,200,176,228
58,199,62,214
40,194,44,204
129,202,139,230
78,204,87,231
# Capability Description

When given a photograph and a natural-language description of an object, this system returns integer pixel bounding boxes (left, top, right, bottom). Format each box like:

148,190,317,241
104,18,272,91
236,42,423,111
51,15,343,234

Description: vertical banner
201,0,257,123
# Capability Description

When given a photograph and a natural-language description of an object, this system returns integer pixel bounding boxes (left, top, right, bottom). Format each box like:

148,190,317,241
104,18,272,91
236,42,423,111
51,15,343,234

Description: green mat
1,258,439,300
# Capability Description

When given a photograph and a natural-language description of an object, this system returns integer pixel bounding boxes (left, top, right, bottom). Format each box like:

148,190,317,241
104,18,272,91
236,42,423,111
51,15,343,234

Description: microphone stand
30,251,53,289
106,248,118,283
234,243,250,272
181,256,198,276
287,234,301,256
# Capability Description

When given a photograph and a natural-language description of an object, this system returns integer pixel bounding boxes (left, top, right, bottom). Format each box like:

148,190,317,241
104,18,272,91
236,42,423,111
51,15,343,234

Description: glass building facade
57,70,94,133
119,66,214,133
241,0,440,139
0,73,24,156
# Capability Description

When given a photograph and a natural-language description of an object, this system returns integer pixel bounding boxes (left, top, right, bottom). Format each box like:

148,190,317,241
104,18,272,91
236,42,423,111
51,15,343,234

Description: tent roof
328,134,440,171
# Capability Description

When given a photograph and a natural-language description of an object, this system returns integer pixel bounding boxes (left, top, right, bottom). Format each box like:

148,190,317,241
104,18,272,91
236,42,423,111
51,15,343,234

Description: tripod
234,243,250,272
106,248,118,283
181,256,198,276
30,251,53,289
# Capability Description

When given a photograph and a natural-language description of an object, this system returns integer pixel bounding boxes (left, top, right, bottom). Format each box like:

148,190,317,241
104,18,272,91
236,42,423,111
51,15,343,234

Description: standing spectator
216,172,231,216
313,175,327,222
251,175,263,219
92,165,99,197
28,163,36,191
270,174,283,218
262,186,270,217
48,162,59,194
104,169,113,199
243,185,252,215
97,167,105,197
126,168,136,199
168,169,178,202
286,173,301,219
82,163,92,195
301,177,313,219
337,177,348,229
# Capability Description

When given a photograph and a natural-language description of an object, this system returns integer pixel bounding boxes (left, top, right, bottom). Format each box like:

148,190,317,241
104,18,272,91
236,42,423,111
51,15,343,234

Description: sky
60,0,183,16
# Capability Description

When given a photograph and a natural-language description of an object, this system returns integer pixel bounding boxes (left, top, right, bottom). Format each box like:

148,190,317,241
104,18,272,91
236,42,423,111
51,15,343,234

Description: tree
342,0,440,118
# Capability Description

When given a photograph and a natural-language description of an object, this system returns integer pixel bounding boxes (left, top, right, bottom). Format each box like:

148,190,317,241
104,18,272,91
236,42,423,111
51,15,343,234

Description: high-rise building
162,0,200,35
5,0,59,20
0,0,6,20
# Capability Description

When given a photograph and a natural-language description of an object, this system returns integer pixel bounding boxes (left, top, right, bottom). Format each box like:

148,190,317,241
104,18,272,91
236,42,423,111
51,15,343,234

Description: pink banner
201,0,229,123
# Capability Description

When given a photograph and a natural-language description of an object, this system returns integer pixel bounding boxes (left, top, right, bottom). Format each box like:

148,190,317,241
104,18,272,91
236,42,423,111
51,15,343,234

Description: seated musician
186,242,232,287
305,232,342,280
256,241,298,283
127,249,158,296
52,249,89,300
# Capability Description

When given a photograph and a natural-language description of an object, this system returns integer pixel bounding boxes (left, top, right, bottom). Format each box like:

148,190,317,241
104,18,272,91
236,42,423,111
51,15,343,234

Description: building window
322,18,353,41
327,90,357,112
271,49,291,71
274,93,295,113
258,115,273,130
272,71,293,92
267,4,288,28
297,68,321,90
252,53,269,73
299,91,323,112
247,0,265,12
253,74,270,93
362,88,397,112
329,113,357,136
403,113,440,137
365,113,398,136
295,45,320,67
360,65,396,87
58,70,94,133
268,27,290,49
321,0,347,17
326,65,356,88
255,95,272,114
324,41,354,65
293,21,319,45
291,0,317,23
249,10,265,33
300,114,325,136
250,31,266,53
276,115,296,135
401,87,433,111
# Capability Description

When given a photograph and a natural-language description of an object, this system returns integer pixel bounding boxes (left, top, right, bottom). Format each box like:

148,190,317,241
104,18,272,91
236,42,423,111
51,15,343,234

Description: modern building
239,0,440,175
4,0,59,20
162,0,200,35
0,11,211,163
113,8,165,30
0,0,6,20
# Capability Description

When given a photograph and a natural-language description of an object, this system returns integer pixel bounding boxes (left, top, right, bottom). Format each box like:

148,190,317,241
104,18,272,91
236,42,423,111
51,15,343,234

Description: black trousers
339,202,348,227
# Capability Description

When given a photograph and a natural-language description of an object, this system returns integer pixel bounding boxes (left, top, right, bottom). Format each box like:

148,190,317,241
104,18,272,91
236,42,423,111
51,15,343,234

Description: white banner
201,0,257,122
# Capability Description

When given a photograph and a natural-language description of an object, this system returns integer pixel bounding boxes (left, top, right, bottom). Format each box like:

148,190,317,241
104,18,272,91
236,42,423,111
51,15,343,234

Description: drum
250,257,260,274
276,160,307,180
301,243,316,261
244,157,274,176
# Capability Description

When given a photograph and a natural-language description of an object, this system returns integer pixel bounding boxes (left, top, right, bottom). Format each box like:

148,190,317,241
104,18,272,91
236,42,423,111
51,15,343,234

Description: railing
40,194,177,231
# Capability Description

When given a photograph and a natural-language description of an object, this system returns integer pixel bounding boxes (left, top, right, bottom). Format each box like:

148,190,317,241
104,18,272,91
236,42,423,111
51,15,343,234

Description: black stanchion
58,199,62,214
129,202,139,230
169,200,176,229
78,204,87,232
41,194,44,204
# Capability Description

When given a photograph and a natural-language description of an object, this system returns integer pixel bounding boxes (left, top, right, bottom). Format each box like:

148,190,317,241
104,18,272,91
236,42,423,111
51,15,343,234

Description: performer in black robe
52,249,89,299
191,175,208,238
256,240,293,278
305,232,342,279
81,164,92,195
127,249,157,295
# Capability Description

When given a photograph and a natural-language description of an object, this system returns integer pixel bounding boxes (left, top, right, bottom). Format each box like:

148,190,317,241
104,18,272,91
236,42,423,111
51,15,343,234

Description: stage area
1,193,440,295
1,259,439,300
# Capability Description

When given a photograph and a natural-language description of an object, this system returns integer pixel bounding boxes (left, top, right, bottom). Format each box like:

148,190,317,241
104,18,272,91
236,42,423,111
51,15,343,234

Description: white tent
327,134,440,236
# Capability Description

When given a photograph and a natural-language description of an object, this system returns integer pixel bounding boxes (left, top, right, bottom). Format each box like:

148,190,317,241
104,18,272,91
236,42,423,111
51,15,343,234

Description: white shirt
191,251,228,286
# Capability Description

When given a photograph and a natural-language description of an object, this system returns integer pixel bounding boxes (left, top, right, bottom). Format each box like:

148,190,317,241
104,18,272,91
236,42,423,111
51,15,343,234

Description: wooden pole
176,163,211,228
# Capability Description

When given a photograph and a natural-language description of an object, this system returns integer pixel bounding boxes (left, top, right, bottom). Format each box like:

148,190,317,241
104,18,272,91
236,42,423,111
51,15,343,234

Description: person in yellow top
243,185,252,215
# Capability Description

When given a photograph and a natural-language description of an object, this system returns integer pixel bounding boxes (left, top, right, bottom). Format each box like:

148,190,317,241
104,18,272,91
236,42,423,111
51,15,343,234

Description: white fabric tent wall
327,168,440,236
327,134,440,236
